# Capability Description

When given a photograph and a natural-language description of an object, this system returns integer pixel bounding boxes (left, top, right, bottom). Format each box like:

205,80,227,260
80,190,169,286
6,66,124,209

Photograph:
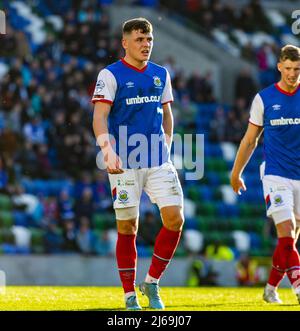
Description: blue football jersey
250,83,300,179
92,59,173,169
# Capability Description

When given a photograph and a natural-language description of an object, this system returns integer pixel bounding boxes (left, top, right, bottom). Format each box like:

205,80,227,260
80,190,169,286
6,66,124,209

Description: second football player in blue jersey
231,45,300,304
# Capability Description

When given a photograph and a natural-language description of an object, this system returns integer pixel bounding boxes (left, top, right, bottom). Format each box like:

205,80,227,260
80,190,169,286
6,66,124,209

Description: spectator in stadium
23,116,47,145
36,144,52,179
234,68,257,108
162,56,177,80
42,196,58,226
209,106,227,142
186,257,218,287
12,185,43,227
57,189,75,224
205,240,235,262
256,43,279,88
94,229,116,256
74,187,95,222
236,253,259,286
225,110,246,144
230,45,300,304
0,127,19,160
92,170,111,211
76,216,98,255
187,70,205,103
16,141,38,178
73,171,94,200
241,41,256,64
44,220,64,254
92,18,184,310
62,219,79,253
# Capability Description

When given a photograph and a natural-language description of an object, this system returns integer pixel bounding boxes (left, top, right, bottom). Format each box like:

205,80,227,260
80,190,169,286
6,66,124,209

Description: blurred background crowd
0,0,296,273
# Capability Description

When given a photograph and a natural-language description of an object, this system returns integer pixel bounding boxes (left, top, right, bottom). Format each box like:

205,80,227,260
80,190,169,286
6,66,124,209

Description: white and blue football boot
125,295,142,310
139,282,165,309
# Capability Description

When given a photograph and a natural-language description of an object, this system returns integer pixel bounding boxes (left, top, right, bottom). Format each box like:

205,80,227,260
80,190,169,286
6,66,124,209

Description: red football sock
116,233,137,294
268,242,286,287
148,226,181,280
282,237,300,289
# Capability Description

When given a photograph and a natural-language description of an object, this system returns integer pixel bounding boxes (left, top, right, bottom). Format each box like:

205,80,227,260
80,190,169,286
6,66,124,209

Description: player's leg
262,175,294,303
116,212,141,310
146,205,184,284
108,170,142,310
140,162,184,309
264,217,297,303
276,217,300,302
263,218,287,304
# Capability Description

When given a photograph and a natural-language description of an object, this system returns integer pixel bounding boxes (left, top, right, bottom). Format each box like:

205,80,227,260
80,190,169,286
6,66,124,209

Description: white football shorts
261,173,300,225
108,161,183,211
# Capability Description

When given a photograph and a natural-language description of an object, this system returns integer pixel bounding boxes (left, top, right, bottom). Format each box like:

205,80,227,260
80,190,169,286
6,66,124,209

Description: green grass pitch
0,286,300,311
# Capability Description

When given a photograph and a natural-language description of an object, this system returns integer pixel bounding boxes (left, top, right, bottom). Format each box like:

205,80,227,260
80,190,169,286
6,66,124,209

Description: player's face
122,30,153,64
278,59,300,88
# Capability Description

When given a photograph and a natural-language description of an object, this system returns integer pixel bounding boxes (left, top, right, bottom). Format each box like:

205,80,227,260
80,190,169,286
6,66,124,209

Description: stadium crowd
0,0,289,257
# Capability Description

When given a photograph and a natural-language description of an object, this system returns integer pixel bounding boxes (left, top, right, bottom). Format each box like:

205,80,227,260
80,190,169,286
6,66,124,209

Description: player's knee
115,206,139,220
273,210,296,237
117,219,138,235
162,208,184,231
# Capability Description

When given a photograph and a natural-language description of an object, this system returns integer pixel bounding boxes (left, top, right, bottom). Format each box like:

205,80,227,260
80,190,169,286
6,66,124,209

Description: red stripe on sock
116,233,137,293
149,226,181,280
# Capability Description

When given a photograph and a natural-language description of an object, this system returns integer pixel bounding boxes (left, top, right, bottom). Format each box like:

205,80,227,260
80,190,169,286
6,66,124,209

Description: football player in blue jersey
231,45,300,304
92,18,184,310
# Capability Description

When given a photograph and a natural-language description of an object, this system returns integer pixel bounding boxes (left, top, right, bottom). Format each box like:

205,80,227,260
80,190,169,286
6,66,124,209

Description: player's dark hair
122,18,152,35
280,45,300,62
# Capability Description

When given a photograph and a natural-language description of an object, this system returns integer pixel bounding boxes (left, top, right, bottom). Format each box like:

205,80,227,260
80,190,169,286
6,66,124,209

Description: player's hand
230,174,246,195
102,148,124,174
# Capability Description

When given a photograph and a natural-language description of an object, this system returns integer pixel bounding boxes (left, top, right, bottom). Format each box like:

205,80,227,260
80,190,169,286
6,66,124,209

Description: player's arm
161,69,174,150
93,102,123,174
162,102,173,150
230,122,263,194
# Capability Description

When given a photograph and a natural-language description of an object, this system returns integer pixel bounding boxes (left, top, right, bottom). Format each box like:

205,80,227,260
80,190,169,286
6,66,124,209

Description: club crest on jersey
95,80,105,94
272,104,281,111
153,76,162,87
118,190,129,203
274,194,283,206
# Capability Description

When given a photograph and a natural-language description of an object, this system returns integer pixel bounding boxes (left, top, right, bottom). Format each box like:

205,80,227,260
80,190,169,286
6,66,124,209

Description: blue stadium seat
1,244,18,254
198,185,213,201
13,211,29,227
205,144,223,157
216,202,240,218
184,217,198,230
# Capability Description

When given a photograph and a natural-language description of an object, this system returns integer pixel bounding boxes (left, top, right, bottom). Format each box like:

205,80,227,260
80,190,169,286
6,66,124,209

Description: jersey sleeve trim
91,68,117,104
92,99,113,105
248,120,263,127
161,69,173,104
162,100,173,105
